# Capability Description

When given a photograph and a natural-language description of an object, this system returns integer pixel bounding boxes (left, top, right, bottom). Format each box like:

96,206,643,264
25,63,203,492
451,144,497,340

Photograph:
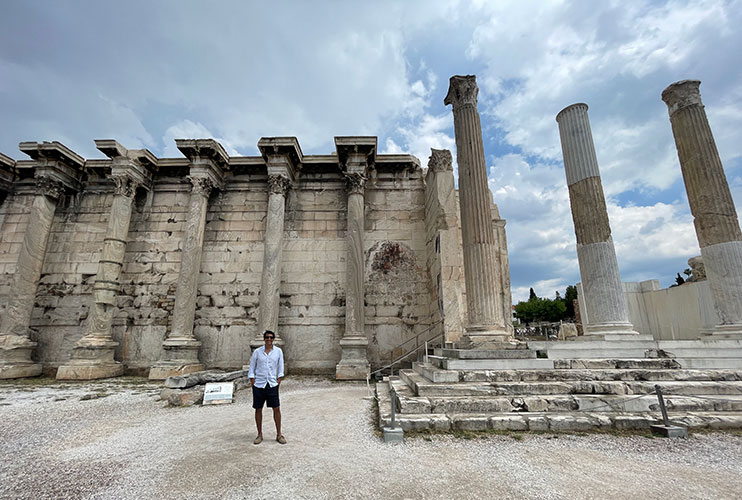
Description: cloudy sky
2,0,741,302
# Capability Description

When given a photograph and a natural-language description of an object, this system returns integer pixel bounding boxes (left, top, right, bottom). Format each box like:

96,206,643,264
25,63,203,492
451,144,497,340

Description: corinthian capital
661,79,703,116
344,172,366,195
111,174,138,199
267,174,292,196
187,176,214,197
444,75,478,109
35,176,65,199
428,149,453,172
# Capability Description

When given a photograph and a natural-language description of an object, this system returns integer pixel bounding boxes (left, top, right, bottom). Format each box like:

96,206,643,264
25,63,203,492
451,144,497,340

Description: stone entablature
0,136,503,378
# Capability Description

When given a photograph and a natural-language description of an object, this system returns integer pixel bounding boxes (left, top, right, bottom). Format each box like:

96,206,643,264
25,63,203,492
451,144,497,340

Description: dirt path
1,377,741,499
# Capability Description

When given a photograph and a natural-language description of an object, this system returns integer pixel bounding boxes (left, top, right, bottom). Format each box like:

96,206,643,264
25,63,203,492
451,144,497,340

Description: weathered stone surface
490,415,527,431
556,104,638,338
164,369,249,389
663,80,742,338
160,385,204,406
445,75,509,340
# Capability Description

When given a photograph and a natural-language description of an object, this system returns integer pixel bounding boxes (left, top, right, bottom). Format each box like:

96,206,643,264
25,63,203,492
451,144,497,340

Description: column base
461,325,515,347
583,322,645,340
702,324,742,340
0,334,42,379
149,337,203,380
56,337,124,380
336,336,369,380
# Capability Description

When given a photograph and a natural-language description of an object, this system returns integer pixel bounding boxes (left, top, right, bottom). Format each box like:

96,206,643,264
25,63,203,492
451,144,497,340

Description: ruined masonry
0,136,512,380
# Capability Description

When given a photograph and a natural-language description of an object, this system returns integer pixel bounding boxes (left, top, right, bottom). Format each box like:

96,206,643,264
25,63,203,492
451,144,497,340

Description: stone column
662,80,742,338
335,137,375,379
444,75,510,343
58,141,157,380
0,141,84,379
149,139,228,380
255,174,291,340
249,137,302,354
556,103,639,338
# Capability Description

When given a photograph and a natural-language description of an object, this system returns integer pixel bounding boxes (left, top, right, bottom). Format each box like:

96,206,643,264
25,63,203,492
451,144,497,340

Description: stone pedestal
335,137,375,379
556,103,639,339
662,80,742,339
0,142,84,379
444,75,510,343
150,139,228,380
59,142,157,380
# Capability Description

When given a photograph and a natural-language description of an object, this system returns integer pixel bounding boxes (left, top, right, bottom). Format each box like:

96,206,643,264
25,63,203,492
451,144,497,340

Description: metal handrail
370,320,444,377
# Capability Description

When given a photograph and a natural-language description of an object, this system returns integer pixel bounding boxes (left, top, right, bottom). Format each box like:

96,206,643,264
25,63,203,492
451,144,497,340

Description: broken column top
661,79,703,116
428,148,453,172
555,102,589,122
444,75,478,109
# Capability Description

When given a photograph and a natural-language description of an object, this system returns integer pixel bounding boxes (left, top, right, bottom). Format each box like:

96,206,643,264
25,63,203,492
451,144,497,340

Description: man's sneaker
276,435,287,444
253,435,263,445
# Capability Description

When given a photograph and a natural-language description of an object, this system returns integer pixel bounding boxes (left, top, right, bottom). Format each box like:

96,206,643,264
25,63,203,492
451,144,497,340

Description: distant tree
514,296,567,325
683,268,692,278
529,287,537,300
675,273,685,286
563,285,578,319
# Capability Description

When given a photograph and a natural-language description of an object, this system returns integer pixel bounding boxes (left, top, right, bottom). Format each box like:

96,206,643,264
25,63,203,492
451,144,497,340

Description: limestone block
613,415,654,430
490,415,528,431
452,414,490,431
160,386,204,406
526,416,549,431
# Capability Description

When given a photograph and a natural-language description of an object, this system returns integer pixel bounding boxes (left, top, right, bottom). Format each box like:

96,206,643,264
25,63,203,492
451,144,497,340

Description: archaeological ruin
0,106,511,381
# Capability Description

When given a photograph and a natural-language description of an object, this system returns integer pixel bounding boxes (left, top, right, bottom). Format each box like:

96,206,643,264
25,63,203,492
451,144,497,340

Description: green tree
563,285,577,319
529,287,537,300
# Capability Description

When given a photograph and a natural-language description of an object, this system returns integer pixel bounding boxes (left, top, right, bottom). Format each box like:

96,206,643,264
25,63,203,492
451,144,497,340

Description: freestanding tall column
249,137,303,353
444,75,510,343
662,80,742,338
149,139,228,380
0,142,84,379
335,137,376,380
57,141,157,380
556,104,639,338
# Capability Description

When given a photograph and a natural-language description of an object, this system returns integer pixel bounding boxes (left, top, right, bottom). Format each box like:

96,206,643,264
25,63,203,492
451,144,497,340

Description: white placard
202,382,235,405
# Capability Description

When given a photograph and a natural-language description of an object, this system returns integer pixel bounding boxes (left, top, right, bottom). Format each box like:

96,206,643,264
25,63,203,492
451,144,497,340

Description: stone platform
377,350,742,432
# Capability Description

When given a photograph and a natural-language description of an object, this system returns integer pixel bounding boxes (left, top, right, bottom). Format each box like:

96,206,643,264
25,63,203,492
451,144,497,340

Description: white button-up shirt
248,345,284,388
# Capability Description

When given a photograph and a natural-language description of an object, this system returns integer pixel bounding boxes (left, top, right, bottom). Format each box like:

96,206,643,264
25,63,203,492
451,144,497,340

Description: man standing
248,330,286,444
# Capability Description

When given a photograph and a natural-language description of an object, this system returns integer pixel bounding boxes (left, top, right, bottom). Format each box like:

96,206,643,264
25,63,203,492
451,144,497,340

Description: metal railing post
389,385,397,428
655,384,670,426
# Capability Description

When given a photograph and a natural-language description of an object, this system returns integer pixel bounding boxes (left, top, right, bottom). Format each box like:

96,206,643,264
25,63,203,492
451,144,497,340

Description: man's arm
277,348,284,384
248,350,257,387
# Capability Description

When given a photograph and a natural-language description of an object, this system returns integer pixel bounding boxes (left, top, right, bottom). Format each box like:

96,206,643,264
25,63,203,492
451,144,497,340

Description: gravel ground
1,377,742,500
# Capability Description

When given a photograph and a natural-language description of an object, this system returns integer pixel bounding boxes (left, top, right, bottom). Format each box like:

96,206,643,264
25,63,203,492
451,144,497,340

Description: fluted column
334,137,375,379
253,174,291,345
444,75,510,343
149,176,212,379
0,177,63,378
336,171,369,379
662,80,742,338
556,103,639,338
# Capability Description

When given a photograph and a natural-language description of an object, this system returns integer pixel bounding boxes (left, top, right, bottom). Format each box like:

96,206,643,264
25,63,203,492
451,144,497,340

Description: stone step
399,370,742,397
554,359,682,370
528,340,656,359
412,362,459,383
394,393,742,415
378,410,742,432
441,358,555,370
674,358,742,370
459,368,742,383
439,348,537,359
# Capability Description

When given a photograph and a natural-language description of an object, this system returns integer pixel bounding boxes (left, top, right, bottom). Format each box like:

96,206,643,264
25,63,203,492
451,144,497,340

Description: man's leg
273,406,281,437
255,408,263,436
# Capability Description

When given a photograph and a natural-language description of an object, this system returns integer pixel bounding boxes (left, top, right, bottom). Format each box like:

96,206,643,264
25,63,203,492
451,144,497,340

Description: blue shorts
252,383,280,409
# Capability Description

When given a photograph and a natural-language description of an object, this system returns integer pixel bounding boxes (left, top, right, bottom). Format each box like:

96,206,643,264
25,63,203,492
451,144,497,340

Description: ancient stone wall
0,143,461,375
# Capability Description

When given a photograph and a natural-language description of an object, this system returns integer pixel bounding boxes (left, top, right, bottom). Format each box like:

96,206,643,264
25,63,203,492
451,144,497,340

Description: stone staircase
377,349,742,432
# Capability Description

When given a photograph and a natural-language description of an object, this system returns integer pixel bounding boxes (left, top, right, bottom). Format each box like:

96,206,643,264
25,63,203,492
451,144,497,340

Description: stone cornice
335,136,377,175
0,153,17,193
18,141,85,193
444,75,478,110
176,139,229,192
258,137,303,182
95,139,158,191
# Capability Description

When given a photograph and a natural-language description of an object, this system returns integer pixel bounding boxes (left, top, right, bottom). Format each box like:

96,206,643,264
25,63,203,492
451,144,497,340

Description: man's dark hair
263,330,275,339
